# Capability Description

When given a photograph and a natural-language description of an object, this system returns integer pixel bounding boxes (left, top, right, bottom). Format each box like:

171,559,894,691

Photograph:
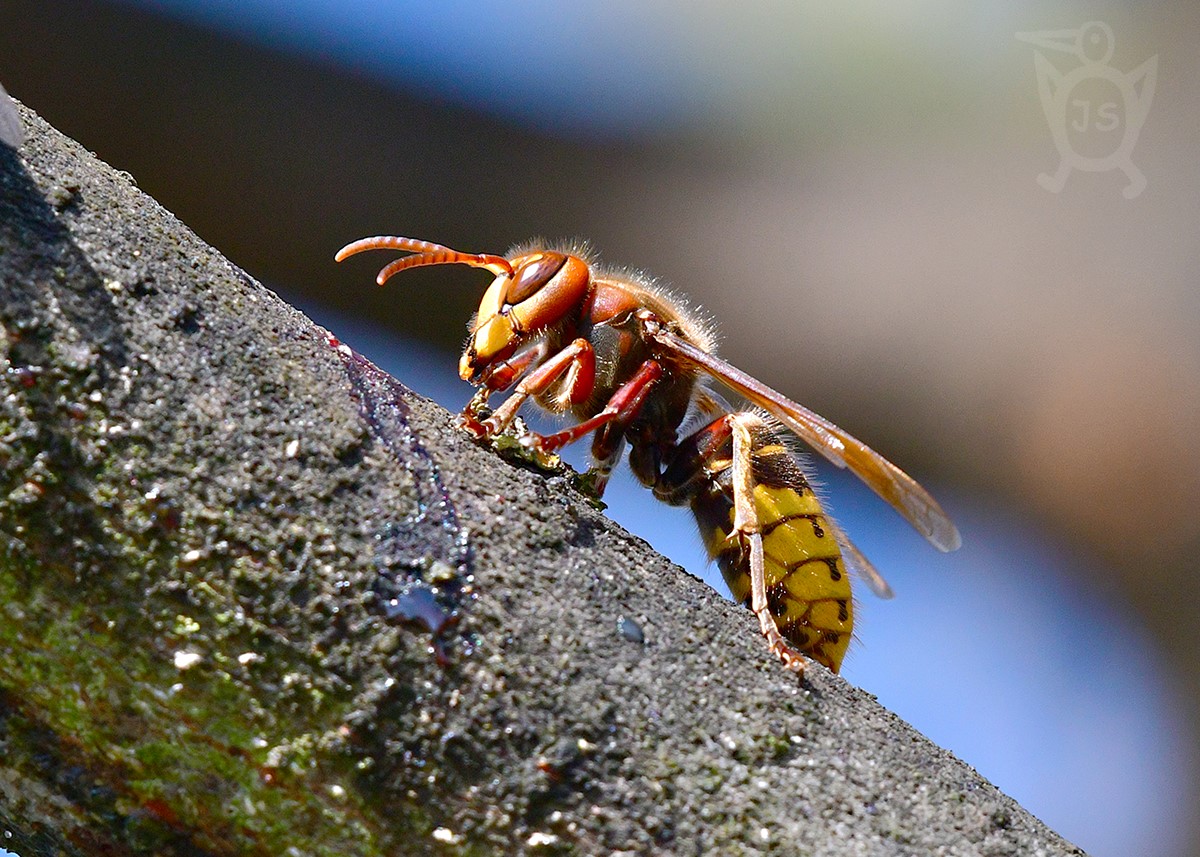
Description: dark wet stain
617,616,645,644
332,339,473,664
380,581,461,666
382,583,451,630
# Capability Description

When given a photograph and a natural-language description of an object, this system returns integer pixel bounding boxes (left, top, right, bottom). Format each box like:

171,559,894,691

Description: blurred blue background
2,2,1199,855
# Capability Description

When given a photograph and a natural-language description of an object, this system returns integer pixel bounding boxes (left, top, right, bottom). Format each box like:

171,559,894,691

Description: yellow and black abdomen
681,421,854,672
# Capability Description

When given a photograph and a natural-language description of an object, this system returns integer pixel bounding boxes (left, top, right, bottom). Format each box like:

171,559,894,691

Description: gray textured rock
0,83,21,149
0,100,1085,856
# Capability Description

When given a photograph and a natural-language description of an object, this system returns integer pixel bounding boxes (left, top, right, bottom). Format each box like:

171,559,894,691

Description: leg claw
455,412,489,438
771,642,808,675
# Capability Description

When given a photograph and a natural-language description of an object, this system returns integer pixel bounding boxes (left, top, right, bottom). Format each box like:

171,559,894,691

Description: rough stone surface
0,101,1086,856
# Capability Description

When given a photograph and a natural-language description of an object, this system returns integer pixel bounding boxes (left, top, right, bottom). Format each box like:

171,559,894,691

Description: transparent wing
648,327,961,553
825,516,894,599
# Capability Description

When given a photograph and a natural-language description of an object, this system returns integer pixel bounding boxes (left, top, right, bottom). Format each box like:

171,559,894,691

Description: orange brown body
336,235,960,673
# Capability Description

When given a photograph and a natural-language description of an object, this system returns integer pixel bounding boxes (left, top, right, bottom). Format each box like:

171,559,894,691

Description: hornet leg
521,360,663,456
730,413,808,675
458,342,550,433
473,338,597,438
584,428,626,498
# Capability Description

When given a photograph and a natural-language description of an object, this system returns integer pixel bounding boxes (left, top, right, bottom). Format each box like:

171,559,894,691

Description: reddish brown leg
457,387,494,435
585,426,626,497
478,342,550,396
523,360,663,455
458,343,551,434
472,339,597,438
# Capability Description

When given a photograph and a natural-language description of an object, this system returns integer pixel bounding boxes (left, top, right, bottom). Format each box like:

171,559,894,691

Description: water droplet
617,616,645,644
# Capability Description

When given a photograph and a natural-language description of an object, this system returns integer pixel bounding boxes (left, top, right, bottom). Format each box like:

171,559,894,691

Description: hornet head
335,235,591,384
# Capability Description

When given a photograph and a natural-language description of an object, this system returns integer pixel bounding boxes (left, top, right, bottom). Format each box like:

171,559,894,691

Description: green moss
764,734,793,761
0,375,424,853
0,549,413,854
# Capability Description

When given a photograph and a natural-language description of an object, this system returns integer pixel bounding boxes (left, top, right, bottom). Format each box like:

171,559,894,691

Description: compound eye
505,253,567,304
